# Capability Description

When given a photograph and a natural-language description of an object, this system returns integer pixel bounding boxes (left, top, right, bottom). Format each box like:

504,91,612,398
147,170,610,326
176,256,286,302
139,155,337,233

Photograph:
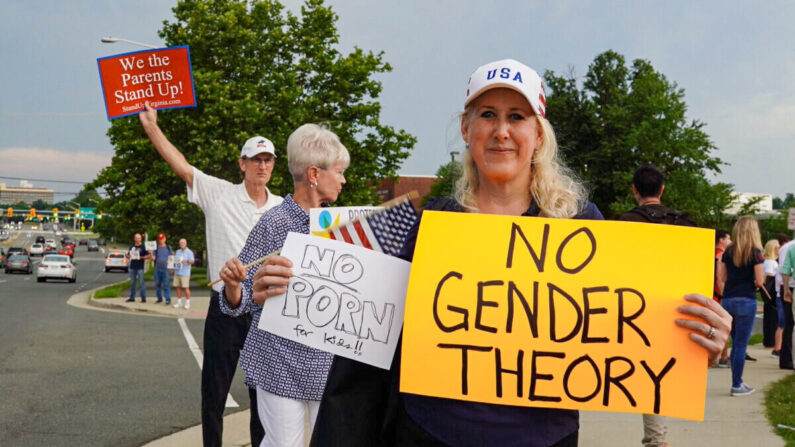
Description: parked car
104,252,129,272
78,239,89,246
96,238,106,246
37,254,76,283
29,243,45,256
7,247,28,257
5,254,33,274
59,245,74,258
87,240,99,252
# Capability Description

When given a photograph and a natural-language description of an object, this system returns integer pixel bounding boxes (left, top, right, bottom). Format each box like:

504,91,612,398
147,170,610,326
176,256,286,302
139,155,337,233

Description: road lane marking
178,318,239,408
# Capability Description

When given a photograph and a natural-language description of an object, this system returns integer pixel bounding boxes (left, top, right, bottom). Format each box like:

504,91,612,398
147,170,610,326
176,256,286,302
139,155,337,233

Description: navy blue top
721,246,763,299
398,198,604,447
127,244,148,270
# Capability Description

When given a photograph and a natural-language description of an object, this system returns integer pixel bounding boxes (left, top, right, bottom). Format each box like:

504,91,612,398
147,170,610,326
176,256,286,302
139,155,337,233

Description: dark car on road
87,240,99,252
5,254,33,274
96,238,106,246
78,239,89,246
0,247,5,268
7,247,28,257
35,235,46,244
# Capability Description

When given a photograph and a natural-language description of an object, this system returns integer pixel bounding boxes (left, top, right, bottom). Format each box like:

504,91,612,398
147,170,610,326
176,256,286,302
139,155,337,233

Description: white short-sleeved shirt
187,166,283,291
764,259,778,276
776,240,795,295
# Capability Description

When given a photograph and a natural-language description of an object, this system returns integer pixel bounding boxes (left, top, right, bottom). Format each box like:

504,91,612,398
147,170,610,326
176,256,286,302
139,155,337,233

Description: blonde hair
729,216,763,268
286,124,350,184
454,111,586,218
763,239,779,261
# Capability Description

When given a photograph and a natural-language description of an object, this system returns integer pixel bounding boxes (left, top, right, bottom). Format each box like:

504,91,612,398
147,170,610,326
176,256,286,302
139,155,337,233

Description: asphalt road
0,226,251,446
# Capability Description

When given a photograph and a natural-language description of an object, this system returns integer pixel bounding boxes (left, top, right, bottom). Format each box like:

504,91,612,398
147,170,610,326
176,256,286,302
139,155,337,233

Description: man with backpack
619,165,697,447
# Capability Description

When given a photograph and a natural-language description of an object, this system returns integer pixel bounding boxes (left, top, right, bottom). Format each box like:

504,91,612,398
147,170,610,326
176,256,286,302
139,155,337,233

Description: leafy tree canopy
92,0,415,251
544,50,732,229
773,193,795,210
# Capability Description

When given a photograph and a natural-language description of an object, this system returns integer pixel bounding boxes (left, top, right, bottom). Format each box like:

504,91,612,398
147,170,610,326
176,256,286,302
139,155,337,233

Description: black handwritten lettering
306,286,340,327
475,281,502,333
495,348,524,398
640,358,676,414
334,292,362,336
360,301,394,344
506,281,539,336
563,355,601,402
529,350,565,402
548,283,583,342
616,288,650,346
603,356,637,408
506,222,549,272
555,227,597,274
582,286,610,344
433,271,469,332
438,343,493,395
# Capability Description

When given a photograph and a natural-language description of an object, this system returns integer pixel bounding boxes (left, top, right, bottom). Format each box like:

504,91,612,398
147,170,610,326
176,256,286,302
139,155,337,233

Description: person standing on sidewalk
139,101,283,447
173,238,195,309
777,234,795,369
126,233,151,303
717,216,766,395
618,165,697,447
152,233,173,305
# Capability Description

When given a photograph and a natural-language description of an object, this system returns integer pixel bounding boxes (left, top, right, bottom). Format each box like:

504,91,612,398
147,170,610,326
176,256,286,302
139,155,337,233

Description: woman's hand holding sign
252,255,293,306
219,257,248,309
676,293,732,365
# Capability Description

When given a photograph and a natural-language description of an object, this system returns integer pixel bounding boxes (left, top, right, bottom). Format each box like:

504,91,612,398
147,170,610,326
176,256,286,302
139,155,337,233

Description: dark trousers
762,279,778,347
781,288,794,369
201,291,264,447
394,402,578,447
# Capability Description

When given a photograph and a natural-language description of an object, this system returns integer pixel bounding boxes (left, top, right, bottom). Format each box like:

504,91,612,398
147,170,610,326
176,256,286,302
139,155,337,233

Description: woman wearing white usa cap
308,59,732,447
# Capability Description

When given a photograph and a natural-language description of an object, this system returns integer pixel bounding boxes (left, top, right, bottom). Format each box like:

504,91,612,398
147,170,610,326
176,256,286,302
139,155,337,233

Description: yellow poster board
400,211,714,421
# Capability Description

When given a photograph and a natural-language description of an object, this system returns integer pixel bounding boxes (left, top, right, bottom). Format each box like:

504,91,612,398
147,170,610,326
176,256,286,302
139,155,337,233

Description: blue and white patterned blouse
220,194,333,400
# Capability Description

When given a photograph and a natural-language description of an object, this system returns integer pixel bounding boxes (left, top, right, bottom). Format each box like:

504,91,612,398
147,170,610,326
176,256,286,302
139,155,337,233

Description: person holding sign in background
173,238,195,309
139,101,283,447
126,233,151,303
293,59,730,447
218,124,349,447
152,233,173,305
716,216,765,396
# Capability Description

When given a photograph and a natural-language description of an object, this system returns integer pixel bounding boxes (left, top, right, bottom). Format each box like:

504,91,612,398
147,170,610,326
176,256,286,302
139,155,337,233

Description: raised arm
139,101,194,187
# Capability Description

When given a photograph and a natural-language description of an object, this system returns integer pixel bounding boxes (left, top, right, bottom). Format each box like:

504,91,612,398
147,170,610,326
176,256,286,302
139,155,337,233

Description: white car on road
104,252,129,273
37,254,77,283
29,243,45,256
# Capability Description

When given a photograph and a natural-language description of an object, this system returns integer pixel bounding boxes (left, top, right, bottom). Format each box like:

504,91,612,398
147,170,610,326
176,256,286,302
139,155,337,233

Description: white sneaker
184,301,190,309
173,299,183,308
730,383,755,396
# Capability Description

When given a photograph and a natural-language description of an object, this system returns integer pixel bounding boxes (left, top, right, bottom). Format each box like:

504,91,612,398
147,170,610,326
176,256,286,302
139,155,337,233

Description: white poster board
258,232,411,369
145,241,156,251
168,255,182,270
309,206,382,236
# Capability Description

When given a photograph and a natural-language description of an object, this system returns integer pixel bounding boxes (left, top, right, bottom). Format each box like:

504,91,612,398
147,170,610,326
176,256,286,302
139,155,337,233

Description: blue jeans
129,269,146,300
154,268,171,303
722,297,757,388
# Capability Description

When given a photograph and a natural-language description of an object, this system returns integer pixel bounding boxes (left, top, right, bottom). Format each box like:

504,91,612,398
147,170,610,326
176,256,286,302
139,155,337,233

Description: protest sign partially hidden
97,46,196,119
400,212,714,421
310,206,382,238
259,232,411,369
145,241,157,251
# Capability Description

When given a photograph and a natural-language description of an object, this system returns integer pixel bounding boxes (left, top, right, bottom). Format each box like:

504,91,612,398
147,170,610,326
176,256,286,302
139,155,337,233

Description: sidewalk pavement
84,284,794,447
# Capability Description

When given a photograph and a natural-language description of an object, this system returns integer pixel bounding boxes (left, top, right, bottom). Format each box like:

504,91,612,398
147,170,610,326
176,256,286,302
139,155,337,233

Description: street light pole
101,36,158,49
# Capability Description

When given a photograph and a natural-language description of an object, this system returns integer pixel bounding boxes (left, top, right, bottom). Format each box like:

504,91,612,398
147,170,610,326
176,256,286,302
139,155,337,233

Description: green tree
773,193,795,210
73,186,102,208
92,0,415,250
544,50,732,228
421,160,461,207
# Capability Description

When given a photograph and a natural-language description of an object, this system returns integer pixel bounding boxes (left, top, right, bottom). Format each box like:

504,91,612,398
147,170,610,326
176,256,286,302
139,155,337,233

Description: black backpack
628,205,699,227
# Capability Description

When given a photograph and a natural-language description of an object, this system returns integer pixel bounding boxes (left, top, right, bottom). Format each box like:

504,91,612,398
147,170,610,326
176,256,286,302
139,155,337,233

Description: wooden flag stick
206,190,419,288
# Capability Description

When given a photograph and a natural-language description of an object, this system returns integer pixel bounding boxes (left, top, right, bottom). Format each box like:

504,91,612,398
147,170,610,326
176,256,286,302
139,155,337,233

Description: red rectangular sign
97,46,197,120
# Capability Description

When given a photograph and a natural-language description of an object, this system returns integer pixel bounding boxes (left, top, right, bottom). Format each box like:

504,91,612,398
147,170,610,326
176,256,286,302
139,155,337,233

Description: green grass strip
765,373,795,446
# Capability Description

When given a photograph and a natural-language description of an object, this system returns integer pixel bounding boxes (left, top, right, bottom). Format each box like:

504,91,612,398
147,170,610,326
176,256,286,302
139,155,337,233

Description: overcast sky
1,0,793,201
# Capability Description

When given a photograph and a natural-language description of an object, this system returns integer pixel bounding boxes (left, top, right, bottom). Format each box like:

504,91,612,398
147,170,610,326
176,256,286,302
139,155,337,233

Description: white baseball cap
465,59,547,118
240,136,276,158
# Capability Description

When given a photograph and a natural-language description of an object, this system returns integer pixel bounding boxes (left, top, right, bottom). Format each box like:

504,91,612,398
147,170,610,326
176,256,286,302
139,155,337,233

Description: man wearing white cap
139,101,282,447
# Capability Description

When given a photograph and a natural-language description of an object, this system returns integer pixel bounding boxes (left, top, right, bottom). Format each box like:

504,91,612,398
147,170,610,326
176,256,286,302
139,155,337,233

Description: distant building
377,175,437,210
725,192,774,215
0,182,54,205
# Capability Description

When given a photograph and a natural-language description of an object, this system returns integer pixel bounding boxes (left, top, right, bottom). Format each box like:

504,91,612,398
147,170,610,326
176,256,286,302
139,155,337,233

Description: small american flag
324,194,418,256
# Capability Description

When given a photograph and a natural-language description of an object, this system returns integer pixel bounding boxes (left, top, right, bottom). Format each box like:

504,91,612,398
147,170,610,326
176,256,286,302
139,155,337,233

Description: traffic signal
98,211,103,219
53,207,58,218
75,209,80,218
30,207,36,217
6,208,11,218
